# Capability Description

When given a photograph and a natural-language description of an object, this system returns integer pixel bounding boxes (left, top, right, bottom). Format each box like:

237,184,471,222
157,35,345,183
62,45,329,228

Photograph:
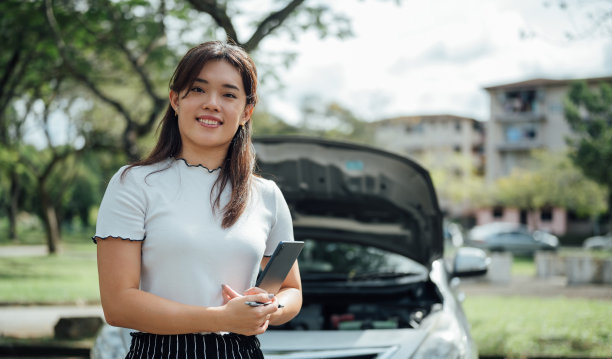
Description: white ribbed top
94,158,294,308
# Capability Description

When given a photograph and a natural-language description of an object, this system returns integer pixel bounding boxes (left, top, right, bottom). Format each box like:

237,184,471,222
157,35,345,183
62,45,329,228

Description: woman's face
170,60,252,159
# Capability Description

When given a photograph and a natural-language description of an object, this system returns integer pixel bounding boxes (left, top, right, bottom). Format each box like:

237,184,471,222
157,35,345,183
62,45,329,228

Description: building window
493,206,504,218
504,90,537,113
524,126,537,139
548,102,563,113
520,209,528,224
541,207,553,221
504,124,538,143
453,145,461,153
505,126,522,143
455,121,461,132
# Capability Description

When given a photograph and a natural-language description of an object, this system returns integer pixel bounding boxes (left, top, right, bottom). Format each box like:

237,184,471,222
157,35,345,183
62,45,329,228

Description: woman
94,41,302,359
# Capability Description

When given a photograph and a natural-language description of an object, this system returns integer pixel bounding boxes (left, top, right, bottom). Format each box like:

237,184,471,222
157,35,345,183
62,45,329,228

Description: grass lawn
511,256,536,276
464,295,612,358
0,228,99,304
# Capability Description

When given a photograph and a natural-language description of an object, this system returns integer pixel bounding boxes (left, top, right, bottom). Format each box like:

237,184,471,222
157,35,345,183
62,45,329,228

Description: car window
298,239,427,277
513,233,534,242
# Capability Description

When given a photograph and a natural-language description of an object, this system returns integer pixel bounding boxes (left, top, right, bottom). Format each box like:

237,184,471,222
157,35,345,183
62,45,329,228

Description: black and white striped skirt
125,332,265,359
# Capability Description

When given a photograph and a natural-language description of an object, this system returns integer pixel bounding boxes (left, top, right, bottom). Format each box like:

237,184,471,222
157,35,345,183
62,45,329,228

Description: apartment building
484,76,612,182
481,76,612,234
371,115,485,174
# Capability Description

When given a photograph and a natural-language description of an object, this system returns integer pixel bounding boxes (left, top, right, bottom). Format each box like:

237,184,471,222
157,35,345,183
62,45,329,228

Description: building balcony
495,111,546,123
497,141,543,151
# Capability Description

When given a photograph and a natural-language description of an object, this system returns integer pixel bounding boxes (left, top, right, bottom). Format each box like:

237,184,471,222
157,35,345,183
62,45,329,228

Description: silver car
92,137,489,359
466,222,559,256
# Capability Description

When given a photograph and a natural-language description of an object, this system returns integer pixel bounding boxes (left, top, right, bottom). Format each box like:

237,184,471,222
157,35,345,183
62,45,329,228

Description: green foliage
252,108,301,136
564,81,612,190
294,96,374,144
492,150,607,217
421,153,488,210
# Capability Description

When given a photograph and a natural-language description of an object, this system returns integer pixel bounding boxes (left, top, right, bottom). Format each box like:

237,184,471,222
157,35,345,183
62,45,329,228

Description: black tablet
256,241,304,294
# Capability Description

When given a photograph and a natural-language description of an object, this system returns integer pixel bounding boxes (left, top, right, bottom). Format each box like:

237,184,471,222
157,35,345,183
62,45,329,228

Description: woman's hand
220,284,278,335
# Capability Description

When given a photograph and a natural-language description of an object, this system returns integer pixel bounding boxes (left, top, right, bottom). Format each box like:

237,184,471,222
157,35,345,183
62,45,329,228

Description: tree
544,0,612,39
185,0,354,52
492,150,607,225
41,0,367,160
0,0,67,241
43,0,180,160
295,95,374,143
564,80,612,232
422,152,487,217
17,77,97,253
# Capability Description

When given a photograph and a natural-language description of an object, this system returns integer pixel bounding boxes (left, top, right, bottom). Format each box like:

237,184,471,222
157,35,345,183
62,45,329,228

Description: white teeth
197,118,219,125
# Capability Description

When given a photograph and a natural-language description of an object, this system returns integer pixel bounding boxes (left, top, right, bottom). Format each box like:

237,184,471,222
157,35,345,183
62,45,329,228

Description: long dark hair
125,41,258,228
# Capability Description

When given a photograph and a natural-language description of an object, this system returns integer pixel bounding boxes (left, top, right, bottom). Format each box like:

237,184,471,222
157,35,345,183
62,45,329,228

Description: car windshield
298,239,427,281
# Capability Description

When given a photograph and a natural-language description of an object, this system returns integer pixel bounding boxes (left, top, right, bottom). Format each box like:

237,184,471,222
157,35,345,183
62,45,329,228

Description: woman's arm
97,238,278,335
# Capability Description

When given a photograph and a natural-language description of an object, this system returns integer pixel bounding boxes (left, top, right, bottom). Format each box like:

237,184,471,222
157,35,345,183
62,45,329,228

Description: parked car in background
583,232,612,251
466,222,559,256
92,137,489,359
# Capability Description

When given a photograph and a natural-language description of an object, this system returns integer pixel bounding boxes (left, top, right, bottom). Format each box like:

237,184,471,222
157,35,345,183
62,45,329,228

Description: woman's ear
169,90,179,112
242,104,254,125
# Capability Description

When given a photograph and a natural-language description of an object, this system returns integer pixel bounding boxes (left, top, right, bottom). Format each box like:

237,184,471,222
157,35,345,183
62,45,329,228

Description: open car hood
253,136,444,267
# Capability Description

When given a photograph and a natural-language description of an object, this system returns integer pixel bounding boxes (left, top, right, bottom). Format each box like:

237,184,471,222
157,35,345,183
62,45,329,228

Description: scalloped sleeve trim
91,235,145,244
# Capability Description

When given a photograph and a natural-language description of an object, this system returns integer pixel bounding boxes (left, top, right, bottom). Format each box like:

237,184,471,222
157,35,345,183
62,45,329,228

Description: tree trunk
39,182,60,254
608,188,612,234
8,169,20,241
125,126,141,162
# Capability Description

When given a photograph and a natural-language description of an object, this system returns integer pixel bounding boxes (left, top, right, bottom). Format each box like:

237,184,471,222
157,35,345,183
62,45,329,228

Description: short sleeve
92,166,147,243
264,182,294,256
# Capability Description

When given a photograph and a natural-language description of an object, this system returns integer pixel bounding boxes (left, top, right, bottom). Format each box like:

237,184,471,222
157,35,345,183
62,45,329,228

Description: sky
254,0,612,124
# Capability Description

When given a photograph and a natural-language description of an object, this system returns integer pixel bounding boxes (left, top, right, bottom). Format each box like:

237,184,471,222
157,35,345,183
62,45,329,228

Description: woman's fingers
243,286,266,295
222,284,242,298
220,287,279,335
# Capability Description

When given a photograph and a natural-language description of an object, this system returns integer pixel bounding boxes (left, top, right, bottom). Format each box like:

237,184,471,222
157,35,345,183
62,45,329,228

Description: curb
0,301,101,307
0,344,90,357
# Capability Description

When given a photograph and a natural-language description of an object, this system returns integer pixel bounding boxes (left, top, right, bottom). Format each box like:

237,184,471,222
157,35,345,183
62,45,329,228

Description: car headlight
411,311,469,359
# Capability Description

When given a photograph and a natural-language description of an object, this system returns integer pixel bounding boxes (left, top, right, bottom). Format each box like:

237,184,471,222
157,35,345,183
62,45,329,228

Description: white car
583,233,612,250
92,137,489,359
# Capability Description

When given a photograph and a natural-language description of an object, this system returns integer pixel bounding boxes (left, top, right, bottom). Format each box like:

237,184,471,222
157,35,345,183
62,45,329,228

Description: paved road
0,305,104,338
459,275,612,301
0,245,48,257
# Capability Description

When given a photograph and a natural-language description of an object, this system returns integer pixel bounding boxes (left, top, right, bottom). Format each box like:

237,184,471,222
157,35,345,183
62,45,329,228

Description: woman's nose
202,93,220,111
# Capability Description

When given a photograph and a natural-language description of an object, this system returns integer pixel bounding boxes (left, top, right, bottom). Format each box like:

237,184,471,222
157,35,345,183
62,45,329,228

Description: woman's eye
191,87,204,93
224,93,237,99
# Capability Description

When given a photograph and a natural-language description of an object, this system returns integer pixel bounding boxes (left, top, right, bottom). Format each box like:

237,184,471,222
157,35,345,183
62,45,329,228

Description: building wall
475,207,567,235
485,78,611,182
372,115,484,168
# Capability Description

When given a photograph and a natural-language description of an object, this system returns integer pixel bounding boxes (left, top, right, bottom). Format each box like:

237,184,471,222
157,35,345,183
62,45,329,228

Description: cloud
389,38,496,75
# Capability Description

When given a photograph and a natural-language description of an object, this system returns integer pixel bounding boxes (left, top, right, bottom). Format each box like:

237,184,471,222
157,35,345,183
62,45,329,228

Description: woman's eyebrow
194,78,240,91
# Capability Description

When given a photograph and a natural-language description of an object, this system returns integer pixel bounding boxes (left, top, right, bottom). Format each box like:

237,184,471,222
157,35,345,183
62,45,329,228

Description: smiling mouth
197,118,222,126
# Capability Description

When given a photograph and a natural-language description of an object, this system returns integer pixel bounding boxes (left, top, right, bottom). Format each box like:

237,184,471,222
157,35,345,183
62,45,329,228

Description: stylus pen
245,301,284,308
